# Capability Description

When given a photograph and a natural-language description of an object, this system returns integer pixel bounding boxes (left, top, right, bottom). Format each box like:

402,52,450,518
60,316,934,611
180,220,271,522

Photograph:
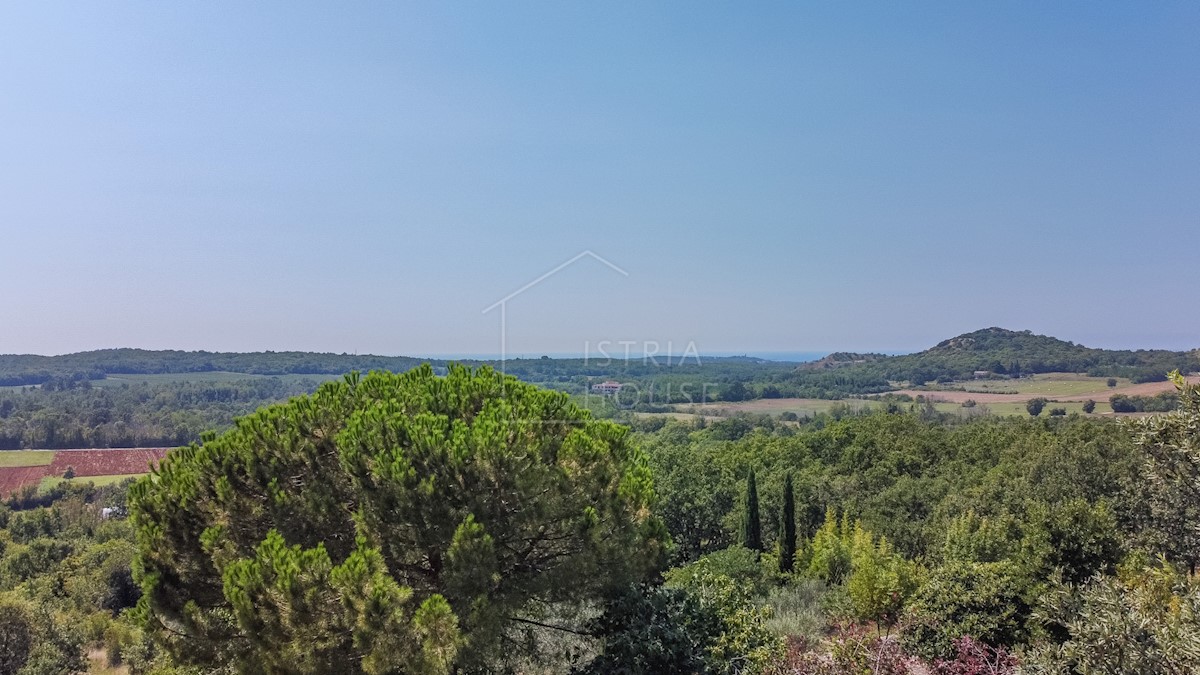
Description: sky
1,2,1197,357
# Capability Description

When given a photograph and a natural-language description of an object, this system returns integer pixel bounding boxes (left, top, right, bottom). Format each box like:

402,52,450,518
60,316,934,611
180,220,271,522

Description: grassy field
931,400,1103,417
951,373,1129,397
39,472,145,492
0,450,56,467
633,411,725,423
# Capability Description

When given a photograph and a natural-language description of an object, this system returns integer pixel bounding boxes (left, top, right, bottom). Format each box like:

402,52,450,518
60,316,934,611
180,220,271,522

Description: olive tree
130,366,666,674
1131,371,1200,573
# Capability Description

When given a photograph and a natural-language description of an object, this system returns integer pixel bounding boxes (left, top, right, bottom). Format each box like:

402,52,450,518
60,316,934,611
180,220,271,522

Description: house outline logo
482,250,628,375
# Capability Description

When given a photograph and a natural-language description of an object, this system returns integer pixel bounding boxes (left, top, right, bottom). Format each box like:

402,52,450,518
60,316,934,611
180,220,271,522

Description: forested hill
0,348,435,386
0,347,796,390
2,327,1196,392
814,327,1199,385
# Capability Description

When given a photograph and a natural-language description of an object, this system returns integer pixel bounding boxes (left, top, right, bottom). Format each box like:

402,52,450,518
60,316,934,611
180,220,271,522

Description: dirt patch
0,466,50,497
48,449,169,477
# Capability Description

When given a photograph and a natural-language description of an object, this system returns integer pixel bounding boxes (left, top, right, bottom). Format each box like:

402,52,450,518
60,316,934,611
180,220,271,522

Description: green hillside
776,328,1198,394
887,327,1196,383
0,348,433,387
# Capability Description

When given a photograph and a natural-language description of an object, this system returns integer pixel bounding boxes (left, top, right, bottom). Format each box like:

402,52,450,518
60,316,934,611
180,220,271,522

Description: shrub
577,583,716,675
762,581,828,644
845,527,919,630
941,510,1022,564
664,561,785,674
1109,394,1137,413
901,560,1032,661
788,625,908,675
1026,398,1047,417
668,546,775,598
931,636,1017,674
0,597,34,674
797,509,852,584
1023,566,1200,674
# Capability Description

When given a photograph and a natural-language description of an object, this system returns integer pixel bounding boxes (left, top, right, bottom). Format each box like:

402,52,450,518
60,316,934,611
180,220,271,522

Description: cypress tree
779,472,796,573
740,469,763,553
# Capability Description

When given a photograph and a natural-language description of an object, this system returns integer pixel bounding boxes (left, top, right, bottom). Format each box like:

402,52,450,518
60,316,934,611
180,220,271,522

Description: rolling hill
793,327,1199,388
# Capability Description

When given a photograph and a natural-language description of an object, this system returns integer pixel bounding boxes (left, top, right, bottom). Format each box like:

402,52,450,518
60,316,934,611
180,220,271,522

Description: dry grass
0,450,55,467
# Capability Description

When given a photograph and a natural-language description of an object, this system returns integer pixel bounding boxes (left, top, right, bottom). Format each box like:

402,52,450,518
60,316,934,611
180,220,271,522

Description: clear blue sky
2,2,1197,356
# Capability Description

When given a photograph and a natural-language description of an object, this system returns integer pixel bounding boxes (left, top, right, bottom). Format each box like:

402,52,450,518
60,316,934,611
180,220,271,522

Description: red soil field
0,466,50,497
48,449,169,478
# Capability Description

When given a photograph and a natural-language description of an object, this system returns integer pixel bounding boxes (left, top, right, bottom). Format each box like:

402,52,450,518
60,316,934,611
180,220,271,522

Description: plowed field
48,449,168,477
0,448,170,496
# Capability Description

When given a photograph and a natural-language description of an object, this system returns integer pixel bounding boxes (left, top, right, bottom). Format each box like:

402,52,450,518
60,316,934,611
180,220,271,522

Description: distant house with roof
591,381,623,395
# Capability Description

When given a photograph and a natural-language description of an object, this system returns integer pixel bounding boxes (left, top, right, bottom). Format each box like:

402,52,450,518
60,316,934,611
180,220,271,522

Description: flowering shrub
932,636,1017,675
772,627,1018,675
786,625,907,675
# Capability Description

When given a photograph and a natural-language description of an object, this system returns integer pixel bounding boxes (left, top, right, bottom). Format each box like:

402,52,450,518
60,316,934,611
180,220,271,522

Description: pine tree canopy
129,365,666,674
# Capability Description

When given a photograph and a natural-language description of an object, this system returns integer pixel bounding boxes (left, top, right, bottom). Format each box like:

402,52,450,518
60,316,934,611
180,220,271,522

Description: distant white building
591,381,623,395
973,370,990,379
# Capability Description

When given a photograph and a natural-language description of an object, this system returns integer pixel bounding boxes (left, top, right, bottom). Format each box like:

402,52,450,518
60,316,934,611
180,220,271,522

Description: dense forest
0,366,1197,673
0,378,321,449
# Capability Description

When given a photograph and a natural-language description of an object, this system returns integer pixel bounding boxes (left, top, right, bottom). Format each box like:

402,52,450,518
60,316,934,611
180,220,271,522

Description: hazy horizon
3,3,1197,356
5,332,1196,361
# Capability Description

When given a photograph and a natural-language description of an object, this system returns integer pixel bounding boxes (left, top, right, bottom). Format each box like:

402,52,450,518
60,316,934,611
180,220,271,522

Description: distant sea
703,351,829,363
416,351,834,364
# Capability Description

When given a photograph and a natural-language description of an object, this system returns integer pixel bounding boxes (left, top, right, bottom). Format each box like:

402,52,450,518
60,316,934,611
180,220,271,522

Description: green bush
1023,564,1200,673
901,560,1032,660
577,584,717,675
797,509,853,584
1026,398,1047,417
668,546,776,598
941,510,1022,564
0,597,34,674
665,560,785,674
845,527,919,629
